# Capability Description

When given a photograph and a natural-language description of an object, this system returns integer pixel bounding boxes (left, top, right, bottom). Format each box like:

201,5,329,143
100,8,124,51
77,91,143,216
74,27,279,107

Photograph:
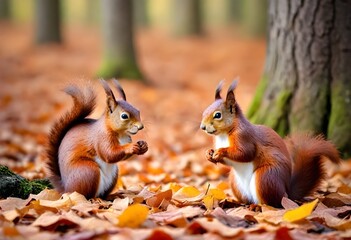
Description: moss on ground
0,165,52,199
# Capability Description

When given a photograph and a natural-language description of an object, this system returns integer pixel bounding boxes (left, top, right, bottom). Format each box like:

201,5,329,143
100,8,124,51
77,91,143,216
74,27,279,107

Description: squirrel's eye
121,113,129,120
213,112,222,119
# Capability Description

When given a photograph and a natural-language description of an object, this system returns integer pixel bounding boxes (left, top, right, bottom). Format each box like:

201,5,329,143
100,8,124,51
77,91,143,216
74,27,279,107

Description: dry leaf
187,217,244,238
117,204,149,228
146,189,172,209
283,199,318,223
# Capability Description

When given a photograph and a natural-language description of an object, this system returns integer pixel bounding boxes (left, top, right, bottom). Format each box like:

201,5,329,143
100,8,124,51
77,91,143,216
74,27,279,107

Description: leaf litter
1,24,351,239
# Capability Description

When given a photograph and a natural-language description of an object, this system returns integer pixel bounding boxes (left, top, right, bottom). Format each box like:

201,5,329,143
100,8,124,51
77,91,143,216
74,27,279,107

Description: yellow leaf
169,183,182,193
175,186,201,198
283,199,318,222
117,204,149,228
217,181,229,191
207,188,226,200
203,195,214,210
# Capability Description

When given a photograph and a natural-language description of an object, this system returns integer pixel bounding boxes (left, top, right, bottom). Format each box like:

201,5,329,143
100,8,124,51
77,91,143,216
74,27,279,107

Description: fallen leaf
146,189,172,208
203,195,215,210
283,199,318,223
187,217,244,238
281,197,299,210
275,227,293,240
117,204,149,228
322,192,351,207
211,207,254,228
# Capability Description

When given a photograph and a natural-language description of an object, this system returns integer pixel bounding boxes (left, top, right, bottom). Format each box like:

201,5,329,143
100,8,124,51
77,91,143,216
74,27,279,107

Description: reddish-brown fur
201,80,340,207
46,80,148,199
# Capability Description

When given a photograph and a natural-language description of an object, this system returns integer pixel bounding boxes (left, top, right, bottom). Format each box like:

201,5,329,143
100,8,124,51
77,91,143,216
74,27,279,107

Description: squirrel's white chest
95,157,118,197
214,134,230,149
118,135,132,145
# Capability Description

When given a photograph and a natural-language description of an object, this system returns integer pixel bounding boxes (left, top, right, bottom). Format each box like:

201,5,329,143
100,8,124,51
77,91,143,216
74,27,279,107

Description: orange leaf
117,204,149,228
207,188,226,200
146,189,172,208
174,186,201,198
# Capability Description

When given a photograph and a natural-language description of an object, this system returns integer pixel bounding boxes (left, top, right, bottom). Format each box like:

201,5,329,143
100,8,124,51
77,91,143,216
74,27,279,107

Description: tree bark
34,0,61,44
170,0,202,37
248,0,351,158
0,0,10,20
98,0,142,80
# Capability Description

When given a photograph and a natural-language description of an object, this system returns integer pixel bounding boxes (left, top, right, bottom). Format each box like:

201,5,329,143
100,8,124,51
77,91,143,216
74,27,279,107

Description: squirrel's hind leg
63,158,100,199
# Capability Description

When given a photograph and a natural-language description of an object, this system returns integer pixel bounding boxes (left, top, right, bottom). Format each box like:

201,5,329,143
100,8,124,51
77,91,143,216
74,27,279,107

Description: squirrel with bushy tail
45,79,148,199
200,80,340,207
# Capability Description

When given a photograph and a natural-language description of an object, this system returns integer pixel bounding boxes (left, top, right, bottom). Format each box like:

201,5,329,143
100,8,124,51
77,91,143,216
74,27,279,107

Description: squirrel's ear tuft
226,79,239,113
100,79,117,113
112,79,127,101
215,80,224,100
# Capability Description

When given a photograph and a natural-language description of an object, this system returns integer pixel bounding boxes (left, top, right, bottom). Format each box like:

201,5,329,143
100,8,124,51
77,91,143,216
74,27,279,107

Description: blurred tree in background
242,0,267,37
0,0,10,19
34,0,61,44
248,0,351,158
134,0,150,29
98,0,142,80
170,0,203,37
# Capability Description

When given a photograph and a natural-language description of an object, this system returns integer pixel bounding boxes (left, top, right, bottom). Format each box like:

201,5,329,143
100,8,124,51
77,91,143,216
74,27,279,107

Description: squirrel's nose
200,124,206,131
138,124,144,130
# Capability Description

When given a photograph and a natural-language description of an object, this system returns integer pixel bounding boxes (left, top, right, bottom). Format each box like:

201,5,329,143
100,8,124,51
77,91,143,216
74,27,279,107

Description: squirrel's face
200,80,238,135
107,101,144,135
101,79,144,136
200,99,235,135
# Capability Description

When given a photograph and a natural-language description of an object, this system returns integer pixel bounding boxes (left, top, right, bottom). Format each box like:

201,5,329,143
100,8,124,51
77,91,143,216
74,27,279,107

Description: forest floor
0,22,351,239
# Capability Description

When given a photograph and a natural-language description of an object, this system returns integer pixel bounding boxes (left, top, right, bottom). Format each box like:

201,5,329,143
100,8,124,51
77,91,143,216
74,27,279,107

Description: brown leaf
281,197,299,210
31,212,80,231
187,217,244,237
149,206,204,227
146,189,172,209
322,192,351,207
211,207,255,228
0,197,31,211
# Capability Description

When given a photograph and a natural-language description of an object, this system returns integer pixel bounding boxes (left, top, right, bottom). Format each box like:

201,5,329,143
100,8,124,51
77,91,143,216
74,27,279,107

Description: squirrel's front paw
206,149,215,161
133,141,148,155
206,149,222,164
211,150,224,164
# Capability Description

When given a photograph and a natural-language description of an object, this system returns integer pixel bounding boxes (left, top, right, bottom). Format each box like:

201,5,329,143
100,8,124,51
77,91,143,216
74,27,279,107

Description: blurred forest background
0,0,350,183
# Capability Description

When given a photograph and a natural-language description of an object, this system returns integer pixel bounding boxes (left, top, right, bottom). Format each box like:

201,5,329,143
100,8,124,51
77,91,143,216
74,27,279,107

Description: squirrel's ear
100,79,117,113
225,79,239,113
215,80,224,100
112,79,127,101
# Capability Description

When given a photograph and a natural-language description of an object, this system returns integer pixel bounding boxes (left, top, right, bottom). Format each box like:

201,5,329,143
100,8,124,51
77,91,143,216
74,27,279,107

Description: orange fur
46,80,148,198
201,81,340,207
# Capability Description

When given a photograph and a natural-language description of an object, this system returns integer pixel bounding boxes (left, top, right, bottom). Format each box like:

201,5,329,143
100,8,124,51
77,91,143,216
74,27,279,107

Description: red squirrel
200,80,340,207
45,79,148,199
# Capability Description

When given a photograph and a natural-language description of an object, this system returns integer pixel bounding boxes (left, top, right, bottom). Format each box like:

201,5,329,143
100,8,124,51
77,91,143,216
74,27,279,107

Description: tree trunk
98,0,142,80
248,0,351,158
34,0,61,44
0,0,10,20
242,0,268,37
133,0,149,28
170,0,202,37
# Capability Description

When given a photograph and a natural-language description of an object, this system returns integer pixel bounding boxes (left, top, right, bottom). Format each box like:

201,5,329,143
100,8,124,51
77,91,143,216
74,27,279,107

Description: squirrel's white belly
224,159,258,204
215,134,258,203
95,157,118,197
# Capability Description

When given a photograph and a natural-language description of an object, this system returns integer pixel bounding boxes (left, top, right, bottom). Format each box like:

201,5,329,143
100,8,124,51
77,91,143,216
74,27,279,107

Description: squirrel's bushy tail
46,85,96,191
285,134,340,200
